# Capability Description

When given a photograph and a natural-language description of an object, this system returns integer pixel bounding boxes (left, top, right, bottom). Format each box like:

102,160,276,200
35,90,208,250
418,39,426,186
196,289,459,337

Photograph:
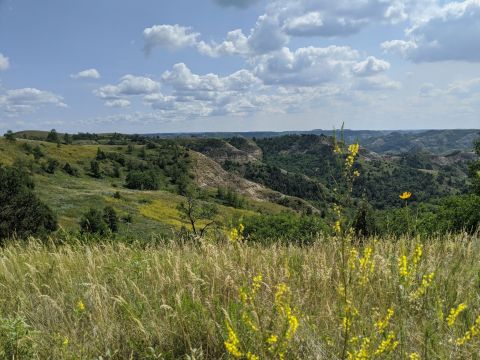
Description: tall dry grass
0,233,479,359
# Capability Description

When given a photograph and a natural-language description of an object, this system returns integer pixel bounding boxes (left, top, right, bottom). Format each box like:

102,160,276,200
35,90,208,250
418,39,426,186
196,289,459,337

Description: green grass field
1,234,480,359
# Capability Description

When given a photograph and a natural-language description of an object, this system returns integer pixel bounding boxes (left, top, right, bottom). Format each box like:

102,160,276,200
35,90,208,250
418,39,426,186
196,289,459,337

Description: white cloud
94,75,160,101
105,99,131,108
382,0,480,62
353,76,401,91
352,56,391,77
0,88,66,115
71,68,101,79
274,0,409,37
0,53,9,71
251,46,360,86
143,24,200,54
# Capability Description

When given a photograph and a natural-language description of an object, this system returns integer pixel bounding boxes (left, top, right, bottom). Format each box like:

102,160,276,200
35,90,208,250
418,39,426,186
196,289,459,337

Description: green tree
4,130,16,142
0,165,57,242
63,133,73,145
79,208,108,235
177,191,218,237
46,129,59,143
103,206,119,233
96,147,106,160
90,160,101,178
469,138,480,195
32,146,44,161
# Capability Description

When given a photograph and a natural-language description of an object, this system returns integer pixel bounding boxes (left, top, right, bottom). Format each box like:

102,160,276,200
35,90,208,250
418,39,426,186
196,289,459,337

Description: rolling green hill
1,129,477,239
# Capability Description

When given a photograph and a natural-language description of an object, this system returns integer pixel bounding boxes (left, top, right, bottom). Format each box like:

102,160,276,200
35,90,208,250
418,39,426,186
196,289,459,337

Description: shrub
125,170,160,190
79,208,108,235
0,165,57,242
103,206,119,233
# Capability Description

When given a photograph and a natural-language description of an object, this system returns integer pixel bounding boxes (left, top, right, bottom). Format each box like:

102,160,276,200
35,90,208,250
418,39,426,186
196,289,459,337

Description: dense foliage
0,165,57,241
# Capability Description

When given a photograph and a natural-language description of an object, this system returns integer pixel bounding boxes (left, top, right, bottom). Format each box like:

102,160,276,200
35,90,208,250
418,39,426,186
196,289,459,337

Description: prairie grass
1,233,480,359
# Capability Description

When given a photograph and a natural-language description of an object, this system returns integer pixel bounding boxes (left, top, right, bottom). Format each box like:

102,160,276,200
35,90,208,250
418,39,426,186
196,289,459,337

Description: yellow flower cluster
410,272,435,300
76,299,85,312
447,303,467,327
229,223,245,243
375,308,394,334
374,332,399,356
225,321,243,358
409,352,421,359
456,313,480,345
345,143,360,169
399,244,423,283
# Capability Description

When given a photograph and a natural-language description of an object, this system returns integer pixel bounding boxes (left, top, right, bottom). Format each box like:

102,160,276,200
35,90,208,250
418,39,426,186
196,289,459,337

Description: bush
79,208,108,235
125,170,160,190
103,206,119,233
0,165,57,242
243,213,328,244
63,162,79,177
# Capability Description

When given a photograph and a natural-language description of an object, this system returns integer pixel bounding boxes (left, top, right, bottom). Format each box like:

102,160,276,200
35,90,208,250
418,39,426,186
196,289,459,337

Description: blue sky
0,0,479,133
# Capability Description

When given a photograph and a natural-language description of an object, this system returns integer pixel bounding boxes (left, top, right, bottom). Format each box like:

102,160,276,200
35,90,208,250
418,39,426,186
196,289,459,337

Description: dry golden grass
1,233,480,359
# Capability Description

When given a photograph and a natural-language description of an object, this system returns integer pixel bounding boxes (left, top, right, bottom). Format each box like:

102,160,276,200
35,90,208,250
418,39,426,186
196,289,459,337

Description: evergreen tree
79,208,108,235
90,160,101,178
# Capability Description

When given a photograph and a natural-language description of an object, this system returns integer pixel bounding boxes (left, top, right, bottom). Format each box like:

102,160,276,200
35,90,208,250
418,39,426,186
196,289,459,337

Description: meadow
1,233,480,359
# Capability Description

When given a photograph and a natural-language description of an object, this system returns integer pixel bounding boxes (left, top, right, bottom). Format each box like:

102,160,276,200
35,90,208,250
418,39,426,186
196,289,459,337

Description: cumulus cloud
352,56,391,77
71,68,101,79
251,46,365,86
382,0,480,62
105,99,131,108
0,53,9,71
143,24,200,54
0,88,66,115
94,75,160,100
274,0,409,37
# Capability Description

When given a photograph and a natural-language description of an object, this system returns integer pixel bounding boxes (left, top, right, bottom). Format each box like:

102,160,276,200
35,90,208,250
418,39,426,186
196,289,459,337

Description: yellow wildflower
399,191,412,200
375,308,394,334
76,300,85,312
374,332,399,356
409,352,421,360
334,220,342,234
456,313,480,345
224,321,243,358
399,255,408,279
246,352,259,360
447,303,467,327
62,337,69,346
266,334,278,344
410,272,435,300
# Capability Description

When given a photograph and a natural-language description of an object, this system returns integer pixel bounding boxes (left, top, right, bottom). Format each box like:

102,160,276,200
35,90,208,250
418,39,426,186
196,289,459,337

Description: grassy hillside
0,138,289,238
1,234,480,358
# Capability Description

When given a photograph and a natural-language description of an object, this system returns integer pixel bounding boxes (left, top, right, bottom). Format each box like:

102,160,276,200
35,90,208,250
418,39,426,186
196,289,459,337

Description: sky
0,0,479,133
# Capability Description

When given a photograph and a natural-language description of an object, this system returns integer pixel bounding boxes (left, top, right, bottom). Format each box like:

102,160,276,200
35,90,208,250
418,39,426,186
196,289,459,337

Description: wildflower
456,313,480,345
409,352,421,360
374,332,399,356
353,170,360,177
266,334,278,344
348,337,370,360
399,191,412,200
345,143,360,169
399,255,408,279
410,272,435,300
412,244,423,268
375,308,394,334
334,220,342,234
76,299,85,312
246,352,259,360
285,307,299,340
447,303,467,327
358,246,375,285
62,337,69,346
225,321,243,358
